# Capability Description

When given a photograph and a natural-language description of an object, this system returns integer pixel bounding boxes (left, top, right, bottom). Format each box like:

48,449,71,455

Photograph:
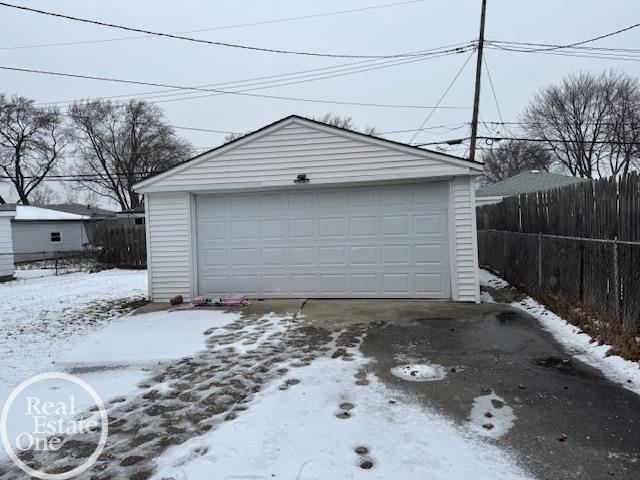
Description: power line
489,39,640,55
482,54,504,126
414,135,640,147
490,21,640,54
486,45,640,63
37,44,474,108
0,64,471,111
0,0,423,51
0,1,428,59
408,50,475,143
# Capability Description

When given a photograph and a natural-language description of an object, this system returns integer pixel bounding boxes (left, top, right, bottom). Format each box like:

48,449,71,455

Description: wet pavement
302,299,640,480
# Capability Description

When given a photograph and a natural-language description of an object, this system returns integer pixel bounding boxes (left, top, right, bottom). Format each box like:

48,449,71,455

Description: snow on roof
14,205,90,221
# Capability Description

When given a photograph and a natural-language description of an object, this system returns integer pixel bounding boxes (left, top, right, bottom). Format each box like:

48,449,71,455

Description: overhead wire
0,63,472,111
0,0,423,51
0,1,430,59
36,43,475,108
408,50,475,143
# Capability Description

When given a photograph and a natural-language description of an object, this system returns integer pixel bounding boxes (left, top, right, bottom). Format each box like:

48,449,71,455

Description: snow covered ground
153,332,533,480
480,269,640,396
0,269,148,392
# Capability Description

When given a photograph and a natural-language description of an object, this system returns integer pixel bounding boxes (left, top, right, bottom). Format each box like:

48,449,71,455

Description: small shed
135,115,484,303
11,206,90,262
0,204,16,281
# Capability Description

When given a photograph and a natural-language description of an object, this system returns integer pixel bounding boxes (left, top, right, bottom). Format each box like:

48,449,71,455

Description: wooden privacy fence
94,223,146,268
476,172,640,330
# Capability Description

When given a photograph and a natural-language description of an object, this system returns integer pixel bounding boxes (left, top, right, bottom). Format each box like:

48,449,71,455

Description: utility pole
469,0,487,161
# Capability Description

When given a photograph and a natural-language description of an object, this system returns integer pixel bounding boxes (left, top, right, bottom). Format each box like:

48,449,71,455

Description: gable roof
43,203,116,218
134,115,483,193
477,171,589,197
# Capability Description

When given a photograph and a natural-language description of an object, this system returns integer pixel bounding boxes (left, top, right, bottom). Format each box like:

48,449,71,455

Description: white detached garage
134,115,483,303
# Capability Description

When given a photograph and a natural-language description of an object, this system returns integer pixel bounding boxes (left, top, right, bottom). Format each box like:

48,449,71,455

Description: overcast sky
2,0,640,207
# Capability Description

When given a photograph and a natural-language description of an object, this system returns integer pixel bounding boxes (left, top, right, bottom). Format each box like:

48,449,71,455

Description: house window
135,217,144,225
50,232,62,243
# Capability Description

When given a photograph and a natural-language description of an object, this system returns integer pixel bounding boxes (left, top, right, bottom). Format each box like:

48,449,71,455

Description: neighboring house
0,204,16,281
134,115,484,303
116,206,145,225
476,170,589,206
43,203,116,219
44,203,116,243
11,206,90,262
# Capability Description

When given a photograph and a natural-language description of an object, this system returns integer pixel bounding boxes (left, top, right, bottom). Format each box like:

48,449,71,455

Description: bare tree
224,113,377,144
69,100,192,210
29,184,58,205
313,113,377,135
523,71,640,178
480,140,553,184
601,74,640,178
0,94,66,205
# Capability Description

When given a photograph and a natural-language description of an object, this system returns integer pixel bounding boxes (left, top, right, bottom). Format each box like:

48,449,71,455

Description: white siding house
0,205,16,281
135,115,483,303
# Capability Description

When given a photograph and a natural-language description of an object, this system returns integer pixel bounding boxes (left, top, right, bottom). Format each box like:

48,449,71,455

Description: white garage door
196,182,451,298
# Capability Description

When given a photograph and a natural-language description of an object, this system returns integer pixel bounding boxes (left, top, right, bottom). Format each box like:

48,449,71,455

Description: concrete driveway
300,299,640,480
3,298,638,479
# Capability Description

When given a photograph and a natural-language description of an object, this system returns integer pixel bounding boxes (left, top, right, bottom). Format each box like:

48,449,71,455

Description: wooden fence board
94,222,146,268
477,173,640,331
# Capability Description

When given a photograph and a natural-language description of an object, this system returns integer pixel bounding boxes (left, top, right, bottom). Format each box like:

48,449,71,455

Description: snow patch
60,310,239,366
468,392,515,438
391,363,447,382
480,290,496,304
153,347,533,480
479,269,509,289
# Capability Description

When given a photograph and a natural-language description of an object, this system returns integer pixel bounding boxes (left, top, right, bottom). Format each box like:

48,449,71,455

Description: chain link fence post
612,239,620,323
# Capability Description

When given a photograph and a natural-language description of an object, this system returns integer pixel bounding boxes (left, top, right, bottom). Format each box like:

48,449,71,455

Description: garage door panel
415,274,443,294
319,246,346,266
350,245,377,265
232,275,259,294
291,274,318,294
382,273,411,294
381,216,409,236
348,189,375,207
382,245,410,264
318,218,346,238
196,182,451,298
413,214,446,235
380,186,409,206
320,274,349,294
262,275,289,294
349,216,376,236
414,244,445,265
351,274,378,294
261,247,287,266
290,246,315,266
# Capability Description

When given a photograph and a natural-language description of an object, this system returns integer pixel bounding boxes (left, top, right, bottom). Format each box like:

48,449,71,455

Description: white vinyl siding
452,176,480,302
146,192,192,302
0,216,14,279
138,121,473,193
